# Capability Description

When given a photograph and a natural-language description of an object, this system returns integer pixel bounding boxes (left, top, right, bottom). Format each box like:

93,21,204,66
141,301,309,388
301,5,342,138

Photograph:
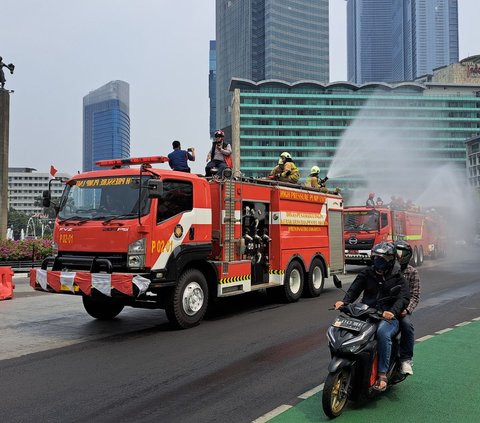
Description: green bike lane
262,318,480,423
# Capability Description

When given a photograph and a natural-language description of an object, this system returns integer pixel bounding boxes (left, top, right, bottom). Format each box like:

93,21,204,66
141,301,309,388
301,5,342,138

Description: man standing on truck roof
168,140,195,173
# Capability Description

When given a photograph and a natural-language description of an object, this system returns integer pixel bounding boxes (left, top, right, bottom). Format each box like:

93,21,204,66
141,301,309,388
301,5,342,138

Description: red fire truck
344,205,446,267
31,156,344,328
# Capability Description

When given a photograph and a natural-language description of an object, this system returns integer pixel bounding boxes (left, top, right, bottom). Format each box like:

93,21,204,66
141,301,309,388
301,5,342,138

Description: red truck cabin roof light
96,156,169,168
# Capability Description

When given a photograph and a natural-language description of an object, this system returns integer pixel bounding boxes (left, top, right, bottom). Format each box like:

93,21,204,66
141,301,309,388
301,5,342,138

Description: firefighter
305,165,328,190
270,152,300,183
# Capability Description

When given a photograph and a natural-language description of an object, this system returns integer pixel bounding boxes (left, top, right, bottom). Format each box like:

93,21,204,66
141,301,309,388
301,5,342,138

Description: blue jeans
205,159,227,177
377,319,399,373
400,313,415,360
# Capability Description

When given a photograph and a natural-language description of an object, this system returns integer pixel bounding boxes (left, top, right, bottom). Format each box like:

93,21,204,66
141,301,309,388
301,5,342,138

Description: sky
1,0,479,176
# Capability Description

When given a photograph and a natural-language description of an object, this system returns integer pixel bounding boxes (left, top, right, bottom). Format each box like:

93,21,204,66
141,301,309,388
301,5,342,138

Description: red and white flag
50,165,58,177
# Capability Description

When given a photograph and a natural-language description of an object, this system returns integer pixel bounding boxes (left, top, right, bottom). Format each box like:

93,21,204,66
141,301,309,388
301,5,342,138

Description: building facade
8,167,70,215
230,77,480,195
209,40,217,136
347,0,459,84
83,80,130,172
216,0,329,131
466,136,480,195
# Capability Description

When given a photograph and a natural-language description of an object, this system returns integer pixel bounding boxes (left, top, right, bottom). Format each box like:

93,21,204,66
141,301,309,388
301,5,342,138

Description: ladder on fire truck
223,178,239,264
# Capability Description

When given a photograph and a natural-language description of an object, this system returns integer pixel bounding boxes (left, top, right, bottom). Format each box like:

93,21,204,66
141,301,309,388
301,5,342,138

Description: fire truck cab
31,156,344,328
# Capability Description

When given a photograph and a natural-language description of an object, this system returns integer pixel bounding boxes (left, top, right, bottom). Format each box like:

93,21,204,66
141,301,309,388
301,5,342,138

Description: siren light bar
96,156,170,168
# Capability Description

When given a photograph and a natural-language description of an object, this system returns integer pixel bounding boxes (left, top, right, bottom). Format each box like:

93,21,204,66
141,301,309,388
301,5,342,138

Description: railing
1,260,43,272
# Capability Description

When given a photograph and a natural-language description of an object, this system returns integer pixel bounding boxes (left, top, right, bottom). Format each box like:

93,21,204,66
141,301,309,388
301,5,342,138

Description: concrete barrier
0,266,15,300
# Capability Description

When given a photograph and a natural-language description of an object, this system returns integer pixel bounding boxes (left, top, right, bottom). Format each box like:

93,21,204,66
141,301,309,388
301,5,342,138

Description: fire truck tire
418,246,424,266
82,296,124,320
412,247,419,267
165,269,208,329
305,258,325,297
278,260,304,303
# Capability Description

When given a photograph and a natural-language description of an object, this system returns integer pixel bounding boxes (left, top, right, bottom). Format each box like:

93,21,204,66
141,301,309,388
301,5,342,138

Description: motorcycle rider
394,240,420,376
335,242,410,391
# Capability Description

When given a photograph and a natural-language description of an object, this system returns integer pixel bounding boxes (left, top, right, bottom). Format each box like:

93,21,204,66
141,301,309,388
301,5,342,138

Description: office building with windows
8,167,70,214
216,0,329,131
229,76,480,195
347,0,458,84
466,136,480,194
83,80,130,172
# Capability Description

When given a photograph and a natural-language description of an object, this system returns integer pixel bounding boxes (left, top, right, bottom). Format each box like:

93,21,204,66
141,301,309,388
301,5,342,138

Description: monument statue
0,56,15,89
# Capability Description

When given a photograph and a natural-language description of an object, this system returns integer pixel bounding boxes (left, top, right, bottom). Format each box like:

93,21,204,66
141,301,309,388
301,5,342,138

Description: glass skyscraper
209,40,217,136
83,80,130,171
347,0,459,84
216,0,329,131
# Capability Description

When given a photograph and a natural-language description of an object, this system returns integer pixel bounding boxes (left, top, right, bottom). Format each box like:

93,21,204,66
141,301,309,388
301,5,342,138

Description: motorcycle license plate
333,317,364,332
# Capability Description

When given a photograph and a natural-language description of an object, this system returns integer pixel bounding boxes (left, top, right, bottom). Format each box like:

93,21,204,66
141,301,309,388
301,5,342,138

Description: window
157,180,193,223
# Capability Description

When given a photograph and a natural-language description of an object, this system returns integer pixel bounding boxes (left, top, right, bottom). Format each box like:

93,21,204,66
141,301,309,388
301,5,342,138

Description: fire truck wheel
278,260,304,303
411,247,419,267
165,269,208,329
82,296,125,320
418,246,424,266
305,258,325,297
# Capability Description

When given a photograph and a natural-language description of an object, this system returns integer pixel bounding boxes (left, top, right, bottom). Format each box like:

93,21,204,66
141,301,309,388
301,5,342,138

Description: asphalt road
0,246,479,423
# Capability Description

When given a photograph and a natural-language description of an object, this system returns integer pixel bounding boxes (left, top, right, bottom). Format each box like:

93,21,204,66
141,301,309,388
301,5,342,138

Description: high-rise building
83,80,130,172
347,0,459,84
216,0,329,131
209,40,217,136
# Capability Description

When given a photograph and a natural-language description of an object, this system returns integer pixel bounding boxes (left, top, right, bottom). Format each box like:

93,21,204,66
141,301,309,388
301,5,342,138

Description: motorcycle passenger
394,240,420,376
335,242,410,391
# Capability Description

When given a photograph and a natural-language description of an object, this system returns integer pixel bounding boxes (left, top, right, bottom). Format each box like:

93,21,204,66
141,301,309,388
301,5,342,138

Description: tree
7,209,30,240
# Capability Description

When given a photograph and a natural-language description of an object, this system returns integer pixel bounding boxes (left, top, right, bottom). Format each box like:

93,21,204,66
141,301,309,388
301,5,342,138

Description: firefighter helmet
280,152,291,159
394,240,412,270
371,242,396,274
310,166,320,175
214,129,225,138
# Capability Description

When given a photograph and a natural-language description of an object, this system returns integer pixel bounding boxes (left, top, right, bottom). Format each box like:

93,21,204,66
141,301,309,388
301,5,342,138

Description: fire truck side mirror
42,190,51,208
147,179,163,198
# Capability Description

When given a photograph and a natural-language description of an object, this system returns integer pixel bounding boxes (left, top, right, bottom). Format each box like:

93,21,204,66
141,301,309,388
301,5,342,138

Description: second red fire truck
31,156,345,328
344,204,446,266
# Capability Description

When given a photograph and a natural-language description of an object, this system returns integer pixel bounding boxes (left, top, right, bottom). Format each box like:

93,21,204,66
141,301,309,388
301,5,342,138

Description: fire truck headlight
127,254,145,269
128,238,146,254
128,238,146,269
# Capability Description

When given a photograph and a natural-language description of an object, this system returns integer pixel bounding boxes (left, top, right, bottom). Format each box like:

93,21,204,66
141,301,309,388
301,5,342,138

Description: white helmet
310,166,320,174
280,152,291,159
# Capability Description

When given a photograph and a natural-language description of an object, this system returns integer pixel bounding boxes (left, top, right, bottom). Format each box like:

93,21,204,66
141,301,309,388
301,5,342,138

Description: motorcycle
322,275,407,419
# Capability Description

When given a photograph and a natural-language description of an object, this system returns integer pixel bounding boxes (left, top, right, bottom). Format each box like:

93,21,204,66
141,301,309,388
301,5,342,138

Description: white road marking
435,328,453,334
252,405,293,423
298,384,324,399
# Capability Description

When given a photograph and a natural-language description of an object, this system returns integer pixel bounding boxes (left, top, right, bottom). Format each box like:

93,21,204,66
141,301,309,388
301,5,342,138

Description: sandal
373,375,388,392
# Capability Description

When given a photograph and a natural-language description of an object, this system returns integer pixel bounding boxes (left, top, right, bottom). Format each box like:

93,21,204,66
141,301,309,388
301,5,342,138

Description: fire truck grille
56,252,129,272
344,238,376,250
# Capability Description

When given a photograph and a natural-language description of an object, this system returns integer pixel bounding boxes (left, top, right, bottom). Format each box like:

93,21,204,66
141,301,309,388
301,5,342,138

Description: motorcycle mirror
333,274,342,289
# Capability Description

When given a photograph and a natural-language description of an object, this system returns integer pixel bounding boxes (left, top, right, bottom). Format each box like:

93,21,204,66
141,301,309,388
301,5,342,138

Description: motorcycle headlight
340,344,363,354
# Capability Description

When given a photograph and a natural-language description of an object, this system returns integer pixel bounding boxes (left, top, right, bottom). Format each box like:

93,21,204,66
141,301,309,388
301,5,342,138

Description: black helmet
371,242,396,274
394,240,412,270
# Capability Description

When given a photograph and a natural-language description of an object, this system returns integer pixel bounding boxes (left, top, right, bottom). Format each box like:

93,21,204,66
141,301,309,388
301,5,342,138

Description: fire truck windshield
344,210,379,232
57,176,151,221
